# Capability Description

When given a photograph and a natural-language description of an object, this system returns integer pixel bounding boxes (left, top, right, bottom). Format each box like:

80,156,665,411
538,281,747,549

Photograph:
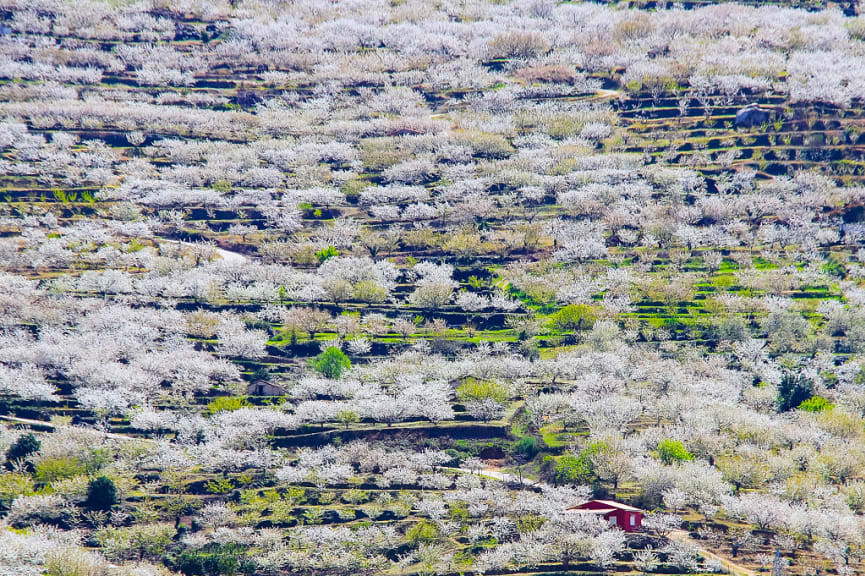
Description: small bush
0,472,33,509
406,520,439,546
799,396,833,412
515,64,576,84
35,456,87,485
847,17,865,41
613,13,655,42
454,131,514,159
316,245,339,263
172,544,250,576
44,546,109,576
513,436,543,458
336,409,360,429
456,378,508,404
86,476,118,510
353,280,388,303
552,304,597,332
554,441,607,485
205,477,235,495
5,433,40,465
656,440,694,465
291,243,319,266
206,396,250,415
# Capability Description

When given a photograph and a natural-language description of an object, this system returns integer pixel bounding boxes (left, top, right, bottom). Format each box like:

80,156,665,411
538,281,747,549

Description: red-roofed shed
567,499,642,532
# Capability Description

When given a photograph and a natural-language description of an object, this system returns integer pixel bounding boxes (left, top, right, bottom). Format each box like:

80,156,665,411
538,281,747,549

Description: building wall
573,501,642,532
613,510,641,532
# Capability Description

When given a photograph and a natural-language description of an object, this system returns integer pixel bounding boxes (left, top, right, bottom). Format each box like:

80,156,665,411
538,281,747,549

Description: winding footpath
0,414,156,444
159,238,249,265
442,465,551,490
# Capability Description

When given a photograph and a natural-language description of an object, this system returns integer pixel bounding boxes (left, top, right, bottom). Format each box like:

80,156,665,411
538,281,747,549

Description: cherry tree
409,261,458,308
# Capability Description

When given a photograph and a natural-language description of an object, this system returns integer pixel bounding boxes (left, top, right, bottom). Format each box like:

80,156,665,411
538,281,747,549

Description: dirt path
0,414,156,444
669,529,757,576
595,88,621,100
160,238,248,265
442,465,552,490
479,467,552,490
211,245,248,265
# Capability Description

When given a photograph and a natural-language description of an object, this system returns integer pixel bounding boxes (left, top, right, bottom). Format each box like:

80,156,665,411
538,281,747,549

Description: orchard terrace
0,1,865,575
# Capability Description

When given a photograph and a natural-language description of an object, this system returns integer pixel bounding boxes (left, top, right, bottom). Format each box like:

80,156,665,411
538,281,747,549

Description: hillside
1,1,865,575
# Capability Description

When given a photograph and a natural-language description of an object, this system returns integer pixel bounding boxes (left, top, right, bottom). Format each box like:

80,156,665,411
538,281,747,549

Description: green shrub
206,396,250,415
310,347,351,379
316,245,339,263
513,436,543,458
35,456,87,485
172,543,250,576
0,472,33,508
554,442,607,485
86,476,118,509
406,520,439,546
454,131,514,159
656,439,694,465
443,448,465,467
211,180,231,193
291,244,318,266
552,304,597,331
85,448,111,475
799,396,833,412
353,280,388,303
5,433,40,464
546,115,585,139
456,378,508,404
823,253,847,278
205,477,234,494
341,177,368,202
94,523,176,560
714,316,749,343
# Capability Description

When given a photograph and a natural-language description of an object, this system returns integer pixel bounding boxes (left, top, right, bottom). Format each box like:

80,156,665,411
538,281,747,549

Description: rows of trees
1,0,865,574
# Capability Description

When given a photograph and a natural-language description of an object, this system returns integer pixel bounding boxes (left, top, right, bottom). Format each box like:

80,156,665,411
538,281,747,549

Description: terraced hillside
2,1,865,575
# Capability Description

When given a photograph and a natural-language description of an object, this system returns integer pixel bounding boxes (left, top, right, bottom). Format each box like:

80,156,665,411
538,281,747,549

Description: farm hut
567,499,642,532
247,380,287,396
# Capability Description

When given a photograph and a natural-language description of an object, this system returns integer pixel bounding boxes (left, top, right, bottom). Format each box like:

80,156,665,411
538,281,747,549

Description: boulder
735,105,770,128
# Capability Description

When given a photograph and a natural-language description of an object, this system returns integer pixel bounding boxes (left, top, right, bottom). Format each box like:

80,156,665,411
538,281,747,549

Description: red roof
567,507,617,514
567,499,641,512
590,499,641,511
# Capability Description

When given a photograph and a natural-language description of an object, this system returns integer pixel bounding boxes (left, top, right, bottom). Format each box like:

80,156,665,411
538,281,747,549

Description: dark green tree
513,436,543,459
5,433,40,465
777,372,814,412
86,476,118,509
